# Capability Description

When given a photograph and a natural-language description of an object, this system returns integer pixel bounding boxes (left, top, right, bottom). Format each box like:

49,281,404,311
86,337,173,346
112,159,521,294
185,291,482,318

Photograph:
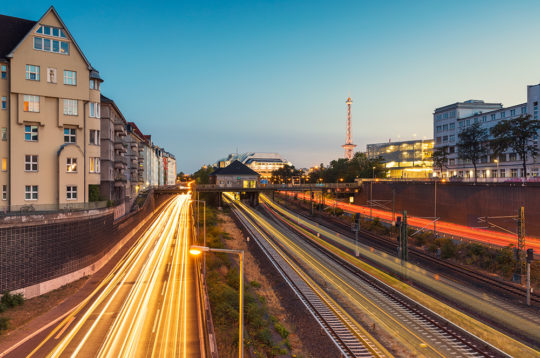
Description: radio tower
342,96,356,160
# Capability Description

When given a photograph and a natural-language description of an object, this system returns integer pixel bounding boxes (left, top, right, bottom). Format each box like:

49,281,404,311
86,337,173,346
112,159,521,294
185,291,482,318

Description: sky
4,1,540,172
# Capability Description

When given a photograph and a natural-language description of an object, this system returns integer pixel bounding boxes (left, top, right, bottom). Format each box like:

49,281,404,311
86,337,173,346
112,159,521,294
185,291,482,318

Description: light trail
284,191,540,251
262,194,540,357
22,194,198,358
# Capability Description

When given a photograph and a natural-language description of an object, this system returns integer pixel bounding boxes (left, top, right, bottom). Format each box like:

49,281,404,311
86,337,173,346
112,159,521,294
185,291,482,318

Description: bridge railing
193,183,360,191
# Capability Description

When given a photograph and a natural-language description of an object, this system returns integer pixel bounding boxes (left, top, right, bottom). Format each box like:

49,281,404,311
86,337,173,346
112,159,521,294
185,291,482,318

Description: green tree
431,146,449,177
192,165,214,184
457,122,488,182
271,164,302,183
490,114,540,178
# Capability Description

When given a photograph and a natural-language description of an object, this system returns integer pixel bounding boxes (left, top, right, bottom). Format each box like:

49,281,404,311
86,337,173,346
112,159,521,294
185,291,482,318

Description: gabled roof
101,94,127,123
0,14,36,60
2,6,99,75
210,160,259,176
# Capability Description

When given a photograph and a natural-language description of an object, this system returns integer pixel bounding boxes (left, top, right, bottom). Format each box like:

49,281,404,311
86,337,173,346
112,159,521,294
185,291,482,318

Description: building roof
0,14,36,60
210,160,259,176
101,94,127,123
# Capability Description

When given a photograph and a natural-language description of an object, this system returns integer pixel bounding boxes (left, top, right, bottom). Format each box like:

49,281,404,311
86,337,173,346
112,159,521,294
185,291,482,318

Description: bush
1,292,24,308
437,238,457,259
0,317,9,331
274,322,289,339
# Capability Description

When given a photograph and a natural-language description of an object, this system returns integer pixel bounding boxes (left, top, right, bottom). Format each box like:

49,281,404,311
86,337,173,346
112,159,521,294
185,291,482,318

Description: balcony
114,142,127,153
114,122,127,136
114,173,127,184
114,161,126,170
130,142,138,150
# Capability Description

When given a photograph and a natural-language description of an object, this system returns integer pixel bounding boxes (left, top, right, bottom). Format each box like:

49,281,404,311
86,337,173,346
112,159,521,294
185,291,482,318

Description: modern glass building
366,139,434,178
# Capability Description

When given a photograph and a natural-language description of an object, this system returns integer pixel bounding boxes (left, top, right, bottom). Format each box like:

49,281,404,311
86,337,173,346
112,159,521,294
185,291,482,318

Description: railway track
256,198,512,357
276,198,540,305
226,196,386,357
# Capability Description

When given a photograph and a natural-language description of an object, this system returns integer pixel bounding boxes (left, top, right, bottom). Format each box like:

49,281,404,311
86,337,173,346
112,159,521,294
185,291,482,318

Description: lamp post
370,167,375,218
192,200,206,274
190,245,245,358
494,159,499,182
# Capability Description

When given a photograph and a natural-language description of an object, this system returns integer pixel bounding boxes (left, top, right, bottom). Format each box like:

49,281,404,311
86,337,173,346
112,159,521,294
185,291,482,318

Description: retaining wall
354,182,540,237
0,191,168,296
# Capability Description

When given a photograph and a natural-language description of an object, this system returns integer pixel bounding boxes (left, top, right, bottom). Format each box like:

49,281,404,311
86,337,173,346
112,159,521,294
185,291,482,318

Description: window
25,125,38,141
1,158,6,171
436,137,441,144
33,37,69,54
66,157,77,172
449,123,455,130
89,102,100,118
2,185,6,201
1,96,6,110
63,99,78,116
466,119,470,126
459,121,464,128
25,65,40,81
36,25,67,38
474,117,478,123
511,168,518,178
510,109,516,116
449,159,455,165
449,135,455,142
500,111,506,118
436,126,441,132
23,95,39,112
491,114,496,120
89,130,100,145
444,113,448,119
521,106,527,114
25,185,38,200
1,65,6,79
443,124,448,131
500,169,506,178
24,155,38,172
66,186,77,200
492,170,497,178
64,128,76,143
90,79,100,90
509,153,517,161
1,128,6,141
63,70,76,85
89,157,100,173
443,135,448,142
47,68,57,83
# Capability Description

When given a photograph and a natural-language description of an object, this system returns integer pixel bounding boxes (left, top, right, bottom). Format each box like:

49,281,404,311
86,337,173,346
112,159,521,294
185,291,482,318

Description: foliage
88,185,101,202
309,152,385,183
274,322,289,339
457,122,489,182
0,317,8,332
490,114,540,178
431,146,449,176
271,164,303,183
1,292,24,308
191,165,215,184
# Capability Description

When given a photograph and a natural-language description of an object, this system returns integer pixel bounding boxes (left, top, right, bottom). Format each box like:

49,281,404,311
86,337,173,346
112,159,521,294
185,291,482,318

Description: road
284,191,540,252
4,194,200,358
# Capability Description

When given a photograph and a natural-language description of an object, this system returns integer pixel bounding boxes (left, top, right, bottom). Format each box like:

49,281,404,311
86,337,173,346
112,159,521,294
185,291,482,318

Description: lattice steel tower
342,96,357,160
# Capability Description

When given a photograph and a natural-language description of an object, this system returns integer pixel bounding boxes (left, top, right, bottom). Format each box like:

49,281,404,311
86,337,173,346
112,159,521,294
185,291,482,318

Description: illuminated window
25,125,38,141
66,186,77,200
63,70,76,85
89,157,100,173
64,128,76,143
66,157,77,172
25,155,38,172
25,185,38,200
25,65,40,81
1,158,6,171
63,99,78,115
23,95,40,112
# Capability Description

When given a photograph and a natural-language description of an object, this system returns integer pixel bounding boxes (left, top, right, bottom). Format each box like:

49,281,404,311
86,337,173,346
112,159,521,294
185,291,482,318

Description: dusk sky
5,1,540,172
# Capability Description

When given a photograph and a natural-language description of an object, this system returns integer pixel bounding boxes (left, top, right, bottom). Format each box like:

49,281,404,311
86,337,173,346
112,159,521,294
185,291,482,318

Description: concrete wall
355,181,540,237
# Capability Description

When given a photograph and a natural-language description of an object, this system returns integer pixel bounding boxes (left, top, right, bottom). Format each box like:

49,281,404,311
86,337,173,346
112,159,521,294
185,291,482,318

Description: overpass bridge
155,183,361,194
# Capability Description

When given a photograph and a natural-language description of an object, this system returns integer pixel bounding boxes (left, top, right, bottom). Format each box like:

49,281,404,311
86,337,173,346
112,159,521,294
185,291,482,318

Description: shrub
274,322,289,339
437,238,457,259
1,292,24,308
0,317,9,331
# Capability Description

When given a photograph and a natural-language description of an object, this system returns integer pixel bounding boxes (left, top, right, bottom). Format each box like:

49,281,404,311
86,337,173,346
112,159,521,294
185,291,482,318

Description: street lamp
192,200,206,274
190,245,245,358
494,159,499,181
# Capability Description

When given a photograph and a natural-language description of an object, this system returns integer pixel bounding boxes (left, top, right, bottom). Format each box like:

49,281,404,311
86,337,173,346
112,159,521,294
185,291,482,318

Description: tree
271,164,302,183
490,114,540,178
192,165,214,184
431,146,449,177
457,122,488,182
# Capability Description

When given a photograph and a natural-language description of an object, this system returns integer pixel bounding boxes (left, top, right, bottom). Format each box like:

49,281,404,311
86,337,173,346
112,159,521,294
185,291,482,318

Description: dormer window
90,79,100,90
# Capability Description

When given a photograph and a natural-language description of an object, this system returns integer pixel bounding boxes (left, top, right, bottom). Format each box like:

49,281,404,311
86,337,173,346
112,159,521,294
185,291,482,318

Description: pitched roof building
210,160,259,188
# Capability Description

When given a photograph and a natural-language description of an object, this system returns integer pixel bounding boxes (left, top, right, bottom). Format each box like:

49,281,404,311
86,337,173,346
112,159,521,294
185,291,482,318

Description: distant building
0,6,103,207
433,84,540,179
367,139,434,178
215,152,291,179
210,160,259,188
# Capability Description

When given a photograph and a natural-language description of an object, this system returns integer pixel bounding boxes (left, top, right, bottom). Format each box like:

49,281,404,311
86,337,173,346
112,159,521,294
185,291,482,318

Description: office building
366,139,434,178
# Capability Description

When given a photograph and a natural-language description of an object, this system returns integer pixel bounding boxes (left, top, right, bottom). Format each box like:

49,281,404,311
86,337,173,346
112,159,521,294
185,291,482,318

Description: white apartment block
433,84,540,180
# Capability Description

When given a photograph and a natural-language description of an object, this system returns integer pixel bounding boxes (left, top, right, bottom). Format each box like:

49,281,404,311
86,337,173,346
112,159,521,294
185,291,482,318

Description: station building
215,152,291,179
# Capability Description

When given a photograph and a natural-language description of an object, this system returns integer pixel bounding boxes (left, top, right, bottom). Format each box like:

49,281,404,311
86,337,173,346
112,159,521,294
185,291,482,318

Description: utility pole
514,206,525,283
392,187,396,227
354,213,360,256
370,180,373,219
401,211,408,261
526,248,533,306
434,180,437,237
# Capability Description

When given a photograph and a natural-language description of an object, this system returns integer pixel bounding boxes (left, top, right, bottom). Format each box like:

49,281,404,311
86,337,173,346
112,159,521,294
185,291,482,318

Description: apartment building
0,7,102,207
126,122,145,197
433,84,540,179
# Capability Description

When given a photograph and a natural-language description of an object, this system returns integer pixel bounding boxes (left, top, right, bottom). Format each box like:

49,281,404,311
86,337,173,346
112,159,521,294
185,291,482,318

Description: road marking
54,316,76,339
152,309,160,333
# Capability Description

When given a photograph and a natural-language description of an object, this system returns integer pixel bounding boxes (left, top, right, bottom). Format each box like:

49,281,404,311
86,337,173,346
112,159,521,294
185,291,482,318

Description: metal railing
0,201,108,216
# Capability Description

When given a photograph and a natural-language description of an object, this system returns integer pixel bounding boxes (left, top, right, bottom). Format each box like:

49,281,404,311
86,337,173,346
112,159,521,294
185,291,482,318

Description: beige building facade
0,7,102,207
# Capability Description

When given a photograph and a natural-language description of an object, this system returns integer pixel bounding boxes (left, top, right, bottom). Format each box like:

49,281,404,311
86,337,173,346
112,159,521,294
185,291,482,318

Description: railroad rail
225,196,386,358
278,199,540,305
259,199,510,358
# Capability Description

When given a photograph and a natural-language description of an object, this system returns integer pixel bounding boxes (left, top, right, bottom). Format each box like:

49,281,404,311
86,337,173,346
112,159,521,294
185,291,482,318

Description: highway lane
283,191,540,252
257,195,539,357
5,194,199,358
